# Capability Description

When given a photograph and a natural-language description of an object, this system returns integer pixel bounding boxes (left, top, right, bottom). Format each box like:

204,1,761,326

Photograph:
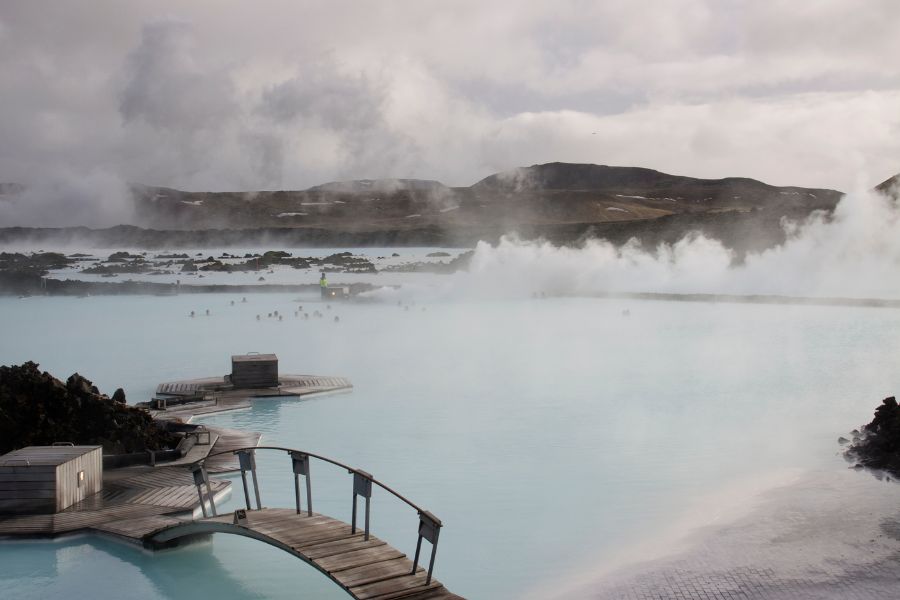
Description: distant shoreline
5,277,900,309
0,279,377,297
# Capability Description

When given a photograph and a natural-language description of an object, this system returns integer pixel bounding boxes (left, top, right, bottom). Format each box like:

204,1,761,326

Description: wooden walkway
147,508,463,600
155,375,353,397
0,465,228,537
0,438,464,599
150,374,353,421
0,424,255,538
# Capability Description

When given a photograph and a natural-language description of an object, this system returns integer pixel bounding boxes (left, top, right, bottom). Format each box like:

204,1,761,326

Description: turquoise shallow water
2,292,900,599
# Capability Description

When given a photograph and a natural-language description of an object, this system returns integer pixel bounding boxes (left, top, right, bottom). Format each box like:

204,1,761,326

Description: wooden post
290,451,312,516
236,451,253,510
351,471,373,541
203,467,217,517
191,464,209,518
250,462,262,510
412,511,442,585
237,449,261,510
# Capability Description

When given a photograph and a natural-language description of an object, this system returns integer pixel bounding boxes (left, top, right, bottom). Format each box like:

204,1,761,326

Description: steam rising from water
0,169,135,228
373,186,900,301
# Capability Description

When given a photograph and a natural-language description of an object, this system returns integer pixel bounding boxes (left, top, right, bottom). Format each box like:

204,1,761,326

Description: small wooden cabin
231,353,278,388
0,446,103,514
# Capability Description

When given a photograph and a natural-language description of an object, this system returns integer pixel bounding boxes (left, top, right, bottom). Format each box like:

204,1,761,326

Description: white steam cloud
371,186,900,301
0,169,135,228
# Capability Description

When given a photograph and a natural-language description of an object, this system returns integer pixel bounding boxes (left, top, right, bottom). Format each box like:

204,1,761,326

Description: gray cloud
259,59,384,130
119,18,236,130
258,58,424,181
0,169,134,227
1,0,900,225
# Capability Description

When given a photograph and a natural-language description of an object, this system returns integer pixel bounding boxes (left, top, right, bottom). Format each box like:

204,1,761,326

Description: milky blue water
2,290,900,599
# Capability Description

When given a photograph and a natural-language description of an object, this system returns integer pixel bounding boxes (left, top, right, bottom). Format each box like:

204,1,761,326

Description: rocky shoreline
0,275,378,297
0,362,179,455
0,249,386,296
845,396,900,478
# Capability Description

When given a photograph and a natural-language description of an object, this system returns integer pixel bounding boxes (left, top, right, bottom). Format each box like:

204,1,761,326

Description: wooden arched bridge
145,446,464,600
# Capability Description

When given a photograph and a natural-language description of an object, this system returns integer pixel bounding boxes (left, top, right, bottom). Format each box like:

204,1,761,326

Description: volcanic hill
0,163,852,252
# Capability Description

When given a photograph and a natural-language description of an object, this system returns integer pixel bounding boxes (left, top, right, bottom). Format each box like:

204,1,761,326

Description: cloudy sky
1,0,899,199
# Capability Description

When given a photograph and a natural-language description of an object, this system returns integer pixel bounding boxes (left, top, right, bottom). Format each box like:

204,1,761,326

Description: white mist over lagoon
385,186,900,302
2,286,900,599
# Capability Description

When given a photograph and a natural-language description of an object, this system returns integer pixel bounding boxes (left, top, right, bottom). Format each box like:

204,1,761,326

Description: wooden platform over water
0,424,255,538
151,374,353,421
0,464,227,538
0,371,464,599
147,508,463,600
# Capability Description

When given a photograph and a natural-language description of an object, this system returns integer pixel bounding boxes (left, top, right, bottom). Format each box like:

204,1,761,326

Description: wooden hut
0,446,103,514
231,353,279,388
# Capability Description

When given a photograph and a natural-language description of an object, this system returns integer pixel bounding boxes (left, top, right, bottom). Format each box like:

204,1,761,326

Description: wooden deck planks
350,572,442,600
339,558,422,587
300,535,386,559
152,374,352,422
316,545,406,572
0,433,462,600
397,590,464,600
94,515,184,539
204,427,263,473
142,508,460,600
0,460,231,538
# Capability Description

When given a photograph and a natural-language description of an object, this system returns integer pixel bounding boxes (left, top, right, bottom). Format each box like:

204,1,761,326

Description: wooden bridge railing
189,446,443,584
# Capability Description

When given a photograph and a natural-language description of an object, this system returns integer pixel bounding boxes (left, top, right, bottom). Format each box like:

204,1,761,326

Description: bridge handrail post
236,450,253,510
194,446,448,582
190,463,217,517
412,511,442,585
289,451,313,516
351,470,373,541
236,449,262,510
236,449,261,510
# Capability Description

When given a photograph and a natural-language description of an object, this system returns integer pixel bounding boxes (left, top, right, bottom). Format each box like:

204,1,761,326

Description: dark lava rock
0,362,178,454
81,262,153,275
0,251,72,274
112,388,126,403
383,250,473,274
107,251,143,262
426,252,451,257
199,260,230,272
181,260,198,272
846,396,900,477
838,436,850,445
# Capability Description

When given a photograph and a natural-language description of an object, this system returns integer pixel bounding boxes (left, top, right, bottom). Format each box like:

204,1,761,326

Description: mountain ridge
3,162,893,253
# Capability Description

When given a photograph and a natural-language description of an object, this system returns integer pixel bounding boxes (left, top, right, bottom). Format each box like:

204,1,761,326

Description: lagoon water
2,287,900,599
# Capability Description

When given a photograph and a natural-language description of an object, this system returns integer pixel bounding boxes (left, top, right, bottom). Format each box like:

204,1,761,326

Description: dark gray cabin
231,353,279,388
